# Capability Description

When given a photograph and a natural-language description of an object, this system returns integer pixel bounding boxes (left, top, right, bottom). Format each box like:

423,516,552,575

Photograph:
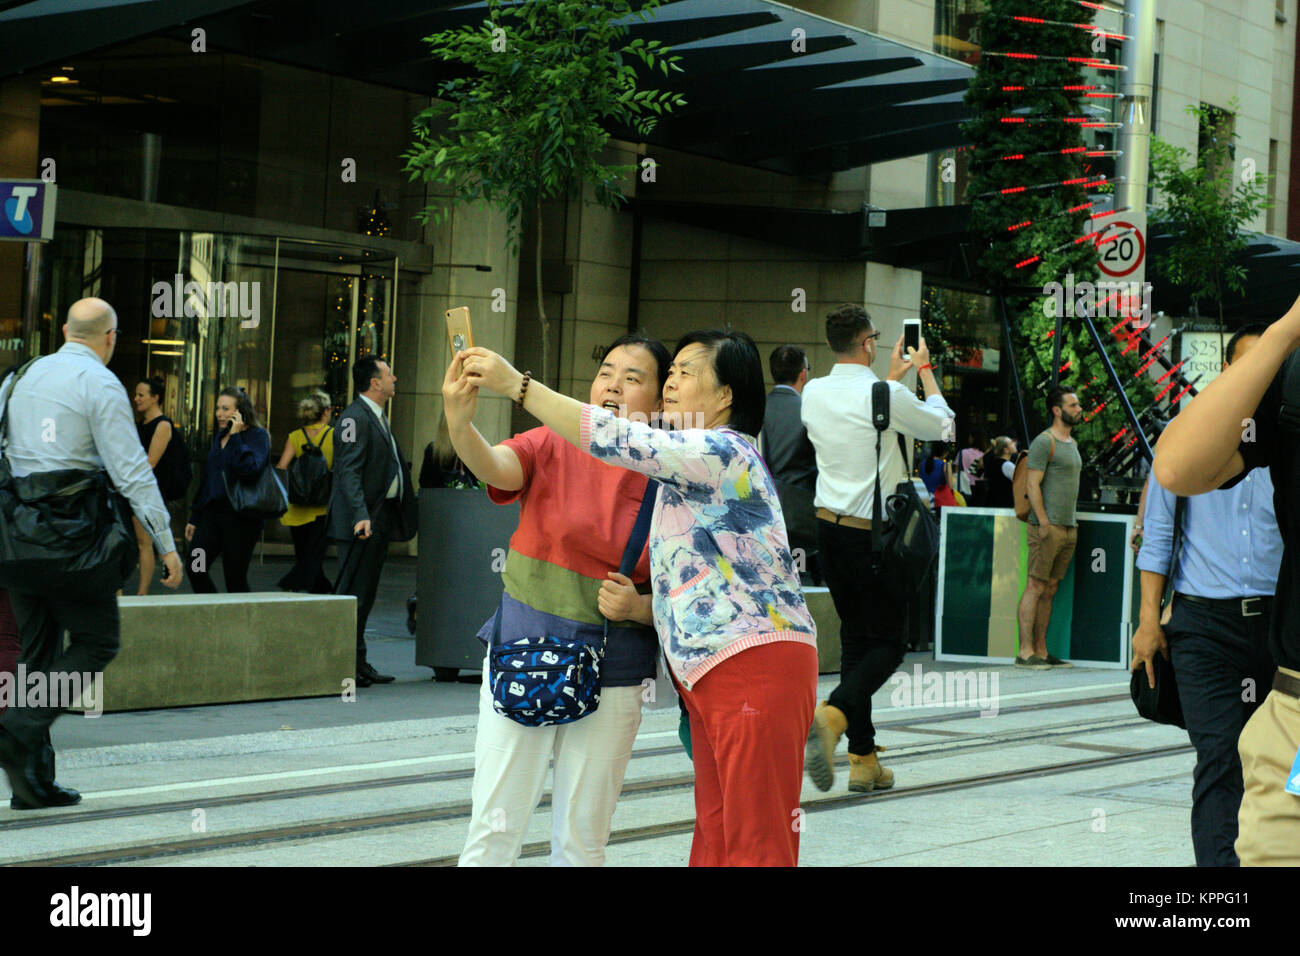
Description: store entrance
38,227,398,545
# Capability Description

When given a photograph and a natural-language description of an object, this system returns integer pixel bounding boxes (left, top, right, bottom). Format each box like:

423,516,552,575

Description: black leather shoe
11,780,80,810
359,662,395,684
405,596,418,636
355,669,374,688
0,728,50,809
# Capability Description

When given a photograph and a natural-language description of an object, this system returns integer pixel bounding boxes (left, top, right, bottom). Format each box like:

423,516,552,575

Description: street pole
998,290,1031,446
1116,0,1154,233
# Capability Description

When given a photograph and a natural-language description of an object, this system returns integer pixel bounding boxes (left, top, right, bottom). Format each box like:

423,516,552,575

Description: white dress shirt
0,342,177,555
359,394,401,499
801,363,955,519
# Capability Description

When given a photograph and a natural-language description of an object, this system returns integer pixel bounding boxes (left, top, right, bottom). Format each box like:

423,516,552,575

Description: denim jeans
1166,595,1275,867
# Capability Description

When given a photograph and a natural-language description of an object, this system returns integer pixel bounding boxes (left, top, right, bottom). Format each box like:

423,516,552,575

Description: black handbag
869,381,939,596
223,452,289,520
0,359,135,592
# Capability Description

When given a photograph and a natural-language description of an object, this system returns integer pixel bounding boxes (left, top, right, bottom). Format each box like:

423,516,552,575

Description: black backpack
869,381,940,596
156,421,192,502
287,426,332,507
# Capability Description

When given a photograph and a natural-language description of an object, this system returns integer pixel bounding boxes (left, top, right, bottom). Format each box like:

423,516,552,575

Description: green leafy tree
403,0,685,387
1148,99,1271,355
964,0,1152,449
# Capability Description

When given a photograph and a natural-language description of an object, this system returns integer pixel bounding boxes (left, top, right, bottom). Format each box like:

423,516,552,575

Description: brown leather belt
816,507,871,531
1273,669,1300,700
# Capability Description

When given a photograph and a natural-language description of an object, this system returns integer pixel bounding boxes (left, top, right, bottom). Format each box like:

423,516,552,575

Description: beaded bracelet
515,370,532,408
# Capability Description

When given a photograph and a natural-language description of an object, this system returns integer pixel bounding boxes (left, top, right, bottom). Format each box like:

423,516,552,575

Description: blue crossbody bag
489,479,658,727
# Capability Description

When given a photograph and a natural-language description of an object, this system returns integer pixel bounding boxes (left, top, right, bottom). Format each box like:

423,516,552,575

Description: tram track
4,693,1185,867
14,738,1192,867
0,692,1129,836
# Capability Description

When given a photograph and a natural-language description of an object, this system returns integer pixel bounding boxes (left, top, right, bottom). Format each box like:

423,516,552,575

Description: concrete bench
805,586,841,674
92,594,356,712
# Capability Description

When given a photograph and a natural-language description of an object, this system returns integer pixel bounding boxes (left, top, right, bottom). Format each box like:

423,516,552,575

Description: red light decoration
1007,220,1032,231
1059,360,1072,373
1014,255,1042,270
1111,427,1128,443
1001,185,1029,194
1155,360,1185,383
1170,385,1194,405
1154,379,1178,402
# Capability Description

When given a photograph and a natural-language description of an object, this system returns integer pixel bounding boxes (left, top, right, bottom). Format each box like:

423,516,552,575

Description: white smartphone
903,318,921,358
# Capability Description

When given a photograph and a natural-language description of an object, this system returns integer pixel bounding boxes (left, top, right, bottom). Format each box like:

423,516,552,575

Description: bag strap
1161,494,1188,609
0,358,41,455
301,425,332,450
870,381,891,561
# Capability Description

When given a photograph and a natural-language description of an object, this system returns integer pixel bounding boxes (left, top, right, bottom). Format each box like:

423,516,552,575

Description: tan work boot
848,746,894,793
804,701,847,792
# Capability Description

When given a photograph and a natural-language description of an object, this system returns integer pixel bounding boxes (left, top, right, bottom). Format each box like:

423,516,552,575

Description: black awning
1,0,975,178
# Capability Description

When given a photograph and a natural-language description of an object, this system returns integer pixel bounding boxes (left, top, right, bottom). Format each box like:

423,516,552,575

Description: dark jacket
189,425,271,522
325,397,417,542
760,386,817,491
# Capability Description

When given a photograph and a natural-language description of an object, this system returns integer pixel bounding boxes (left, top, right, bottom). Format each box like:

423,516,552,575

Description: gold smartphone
445,306,473,353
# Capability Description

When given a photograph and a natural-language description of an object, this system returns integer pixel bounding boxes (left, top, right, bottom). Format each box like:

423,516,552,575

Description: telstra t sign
0,180,57,241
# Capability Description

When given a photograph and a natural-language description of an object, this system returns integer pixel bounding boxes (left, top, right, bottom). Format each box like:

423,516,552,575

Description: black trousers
279,516,333,593
187,500,264,593
1166,596,1275,867
0,585,119,753
817,518,907,755
333,499,400,666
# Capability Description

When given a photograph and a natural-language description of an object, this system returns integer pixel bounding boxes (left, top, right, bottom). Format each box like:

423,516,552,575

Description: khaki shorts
1027,522,1077,582
1235,672,1300,866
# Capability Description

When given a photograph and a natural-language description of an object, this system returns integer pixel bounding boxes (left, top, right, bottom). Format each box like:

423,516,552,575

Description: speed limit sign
1096,216,1146,278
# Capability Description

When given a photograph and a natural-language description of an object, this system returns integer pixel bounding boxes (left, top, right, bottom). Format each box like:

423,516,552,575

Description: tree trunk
535,198,550,389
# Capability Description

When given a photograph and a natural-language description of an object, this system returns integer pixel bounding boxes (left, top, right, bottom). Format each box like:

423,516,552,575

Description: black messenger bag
0,359,135,592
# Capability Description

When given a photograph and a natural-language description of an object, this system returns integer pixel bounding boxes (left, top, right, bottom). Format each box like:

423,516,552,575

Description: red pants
676,641,818,867
0,589,18,718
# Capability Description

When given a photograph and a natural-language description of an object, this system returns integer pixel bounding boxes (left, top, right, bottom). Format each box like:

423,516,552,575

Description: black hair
929,441,950,459
769,345,809,385
600,333,672,396
966,427,986,450
673,329,766,437
217,386,260,431
353,354,387,395
140,376,165,401
1045,385,1076,420
825,303,873,355
1225,323,1270,364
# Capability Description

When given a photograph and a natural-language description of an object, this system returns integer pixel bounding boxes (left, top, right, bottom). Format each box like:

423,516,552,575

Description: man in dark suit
761,345,820,584
329,355,418,687
761,345,817,491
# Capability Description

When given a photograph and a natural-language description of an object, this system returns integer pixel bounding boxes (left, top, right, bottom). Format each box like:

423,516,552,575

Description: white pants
458,660,644,866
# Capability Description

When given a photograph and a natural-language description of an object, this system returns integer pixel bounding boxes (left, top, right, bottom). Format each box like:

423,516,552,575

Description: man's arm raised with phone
1155,293,1300,494
441,352,525,492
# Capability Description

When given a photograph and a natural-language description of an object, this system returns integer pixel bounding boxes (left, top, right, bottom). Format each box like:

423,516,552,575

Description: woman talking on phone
451,330,818,867
445,332,670,868
185,386,271,593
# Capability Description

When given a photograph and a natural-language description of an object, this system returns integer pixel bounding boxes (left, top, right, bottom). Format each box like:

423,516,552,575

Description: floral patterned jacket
580,404,816,690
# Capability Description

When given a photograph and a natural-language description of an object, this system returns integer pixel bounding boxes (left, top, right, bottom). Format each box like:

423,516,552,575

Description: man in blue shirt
1134,324,1279,866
